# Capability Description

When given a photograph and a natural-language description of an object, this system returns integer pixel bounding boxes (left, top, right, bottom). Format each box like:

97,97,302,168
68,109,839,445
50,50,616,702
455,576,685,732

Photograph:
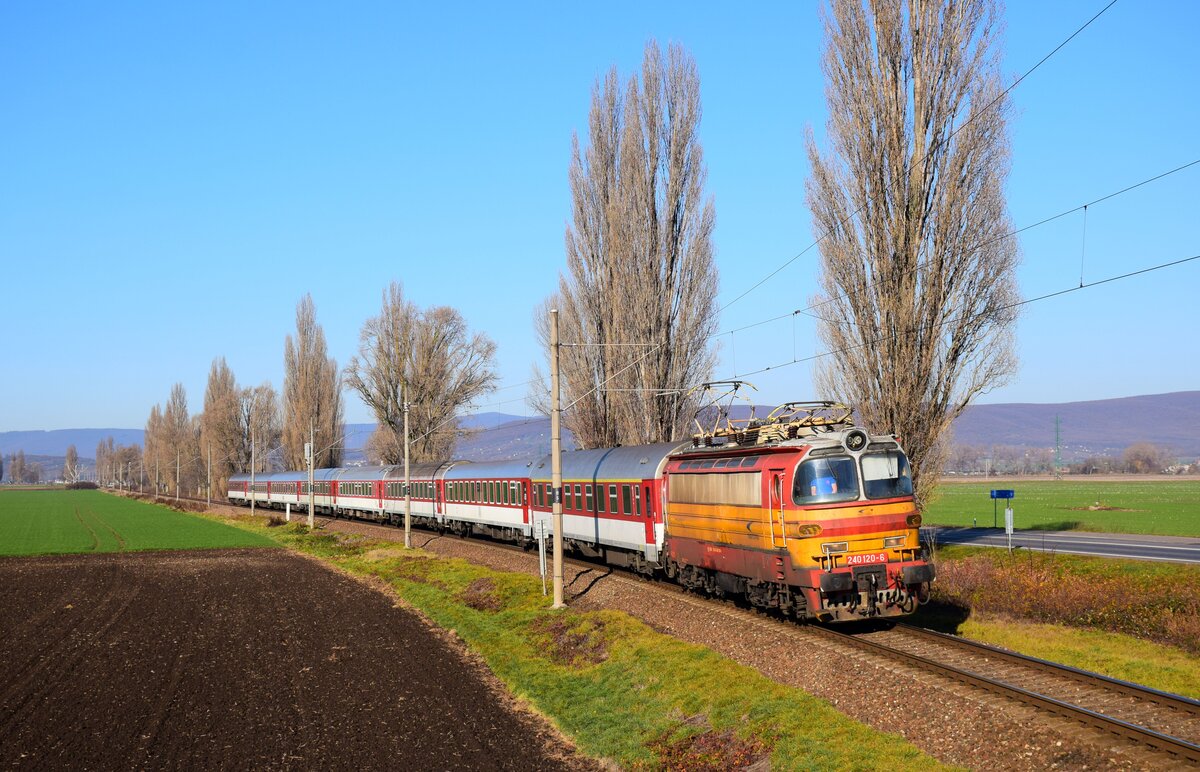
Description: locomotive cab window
793,456,860,504
862,451,913,499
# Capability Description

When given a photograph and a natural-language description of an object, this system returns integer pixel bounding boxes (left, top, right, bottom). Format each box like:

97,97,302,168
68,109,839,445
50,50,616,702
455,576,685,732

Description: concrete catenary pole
307,419,315,529
403,382,411,549
175,452,180,503
550,309,565,608
250,428,256,518
206,443,212,508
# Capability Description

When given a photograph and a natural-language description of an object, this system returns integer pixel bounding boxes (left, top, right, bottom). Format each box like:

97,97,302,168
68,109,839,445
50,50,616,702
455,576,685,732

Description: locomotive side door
769,468,787,547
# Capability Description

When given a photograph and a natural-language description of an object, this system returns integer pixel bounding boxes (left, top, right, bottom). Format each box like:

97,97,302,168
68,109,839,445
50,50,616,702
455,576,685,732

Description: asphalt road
922,526,1200,564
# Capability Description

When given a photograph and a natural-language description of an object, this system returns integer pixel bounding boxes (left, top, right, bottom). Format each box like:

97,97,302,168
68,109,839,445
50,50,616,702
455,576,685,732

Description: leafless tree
239,382,281,474
532,41,719,448
200,357,243,495
283,295,344,469
346,283,499,464
1122,442,1171,474
144,407,164,492
0,454,4,484
9,451,25,485
63,445,79,483
806,0,1020,507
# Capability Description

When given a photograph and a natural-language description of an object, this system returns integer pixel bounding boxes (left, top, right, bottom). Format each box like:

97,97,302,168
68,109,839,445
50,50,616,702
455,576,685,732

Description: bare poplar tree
806,0,1020,507
144,407,164,492
63,445,79,483
200,357,243,495
346,283,499,464
0,454,4,484
533,40,719,448
10,451,25,486
163,384,202,495
239,383,281,474
283,295,344,469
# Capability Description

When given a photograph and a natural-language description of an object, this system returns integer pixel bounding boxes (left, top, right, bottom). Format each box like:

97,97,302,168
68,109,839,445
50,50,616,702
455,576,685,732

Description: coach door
769,469,787,547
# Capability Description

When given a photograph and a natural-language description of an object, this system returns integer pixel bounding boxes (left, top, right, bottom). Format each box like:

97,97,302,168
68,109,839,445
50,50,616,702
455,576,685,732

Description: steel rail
894,622,1200,716
810,625,1200,764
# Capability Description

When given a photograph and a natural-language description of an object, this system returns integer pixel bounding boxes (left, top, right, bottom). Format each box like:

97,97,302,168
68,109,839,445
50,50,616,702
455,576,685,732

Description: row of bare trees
537,5,1020,509
94,437,142,487
134,4,1019,509
146,285,497,495
3,451,42,484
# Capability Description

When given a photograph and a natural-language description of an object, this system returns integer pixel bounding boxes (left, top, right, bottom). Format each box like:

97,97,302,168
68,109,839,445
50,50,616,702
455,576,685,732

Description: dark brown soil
0,549,595,770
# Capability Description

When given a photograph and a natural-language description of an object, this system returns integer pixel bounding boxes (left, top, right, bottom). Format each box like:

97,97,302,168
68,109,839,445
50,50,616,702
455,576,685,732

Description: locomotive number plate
844,552,888,566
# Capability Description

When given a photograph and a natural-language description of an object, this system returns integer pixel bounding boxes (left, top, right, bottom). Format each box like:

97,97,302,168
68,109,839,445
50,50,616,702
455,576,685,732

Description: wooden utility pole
550,309,565,608
403,383,411,549
307,419,315,529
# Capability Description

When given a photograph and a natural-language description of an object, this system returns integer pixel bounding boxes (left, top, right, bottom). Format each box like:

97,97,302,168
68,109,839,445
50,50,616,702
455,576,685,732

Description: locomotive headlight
906,513,922,528
883,535,906,548
797,523,823,537
821,541,848,555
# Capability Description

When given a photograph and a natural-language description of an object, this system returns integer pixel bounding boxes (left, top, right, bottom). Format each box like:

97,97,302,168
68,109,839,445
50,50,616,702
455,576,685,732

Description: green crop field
0,489,276,556
923,479,1200,537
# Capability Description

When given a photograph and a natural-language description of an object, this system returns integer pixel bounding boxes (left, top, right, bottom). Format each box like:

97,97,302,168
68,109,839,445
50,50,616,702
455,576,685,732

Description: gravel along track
313,514,1194,770
851,624,1200,757
0,549,597,771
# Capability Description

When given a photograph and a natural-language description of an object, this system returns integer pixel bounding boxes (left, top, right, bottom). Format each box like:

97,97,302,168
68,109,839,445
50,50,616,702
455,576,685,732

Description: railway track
209,497,1200,764
813,622,1200,765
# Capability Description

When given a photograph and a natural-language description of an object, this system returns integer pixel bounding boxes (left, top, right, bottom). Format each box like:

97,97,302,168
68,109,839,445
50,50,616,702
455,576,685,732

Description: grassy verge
0,489,276,555
914,546,1200,697
922,479,1200,536
226,516,947,770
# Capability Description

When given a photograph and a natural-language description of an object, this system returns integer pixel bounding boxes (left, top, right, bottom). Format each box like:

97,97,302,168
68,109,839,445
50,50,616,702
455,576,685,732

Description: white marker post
1005,506,1014,553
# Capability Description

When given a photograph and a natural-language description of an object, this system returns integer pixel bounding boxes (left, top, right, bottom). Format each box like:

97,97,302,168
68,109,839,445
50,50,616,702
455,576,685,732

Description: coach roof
529,442,689,482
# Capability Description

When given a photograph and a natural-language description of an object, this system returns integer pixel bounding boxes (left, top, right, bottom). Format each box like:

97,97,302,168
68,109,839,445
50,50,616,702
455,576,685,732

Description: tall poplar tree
806,0,1019,506
283,294,344,469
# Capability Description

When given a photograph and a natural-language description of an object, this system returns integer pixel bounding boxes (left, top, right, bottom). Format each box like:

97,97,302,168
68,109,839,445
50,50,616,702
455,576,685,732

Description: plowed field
0,549,590,770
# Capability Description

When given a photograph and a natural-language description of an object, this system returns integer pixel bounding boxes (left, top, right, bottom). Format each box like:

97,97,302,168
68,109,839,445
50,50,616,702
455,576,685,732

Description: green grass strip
0,490,276,555
236,520,948,770
922,479,1200,536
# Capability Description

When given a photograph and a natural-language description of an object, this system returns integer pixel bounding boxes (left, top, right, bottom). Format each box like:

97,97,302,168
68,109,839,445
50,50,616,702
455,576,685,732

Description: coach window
622,485,632,515
609,484,619,513
585,484,594,511
633,486,642,515
573,484,582,511
597,485,606,513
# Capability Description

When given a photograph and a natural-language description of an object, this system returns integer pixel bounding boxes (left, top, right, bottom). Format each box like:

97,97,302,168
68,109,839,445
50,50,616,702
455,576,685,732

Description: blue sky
2,1,1196,433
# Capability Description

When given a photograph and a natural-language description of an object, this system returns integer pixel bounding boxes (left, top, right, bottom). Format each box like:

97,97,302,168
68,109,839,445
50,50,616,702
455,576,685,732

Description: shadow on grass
909,601,972,634
1032,520,1084,532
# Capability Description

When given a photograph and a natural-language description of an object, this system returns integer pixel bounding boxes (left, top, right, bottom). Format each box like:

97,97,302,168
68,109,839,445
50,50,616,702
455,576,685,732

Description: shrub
932,549,1200,654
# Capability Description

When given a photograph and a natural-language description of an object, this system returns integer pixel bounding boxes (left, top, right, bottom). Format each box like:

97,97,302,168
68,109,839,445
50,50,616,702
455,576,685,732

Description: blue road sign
990,489,1015,499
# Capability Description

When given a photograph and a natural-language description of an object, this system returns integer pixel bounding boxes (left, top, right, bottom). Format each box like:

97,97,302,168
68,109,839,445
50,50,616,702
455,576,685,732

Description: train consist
229,402,935,622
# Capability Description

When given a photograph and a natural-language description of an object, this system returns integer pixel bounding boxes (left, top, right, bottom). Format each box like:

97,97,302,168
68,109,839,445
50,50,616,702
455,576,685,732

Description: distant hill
5,392,1195,472
950,391,1200,458
0,428,143,458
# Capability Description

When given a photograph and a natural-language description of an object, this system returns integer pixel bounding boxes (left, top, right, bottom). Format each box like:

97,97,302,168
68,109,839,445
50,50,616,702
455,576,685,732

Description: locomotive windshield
793,456,860,504
793,450,914,505
862,451,913,499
